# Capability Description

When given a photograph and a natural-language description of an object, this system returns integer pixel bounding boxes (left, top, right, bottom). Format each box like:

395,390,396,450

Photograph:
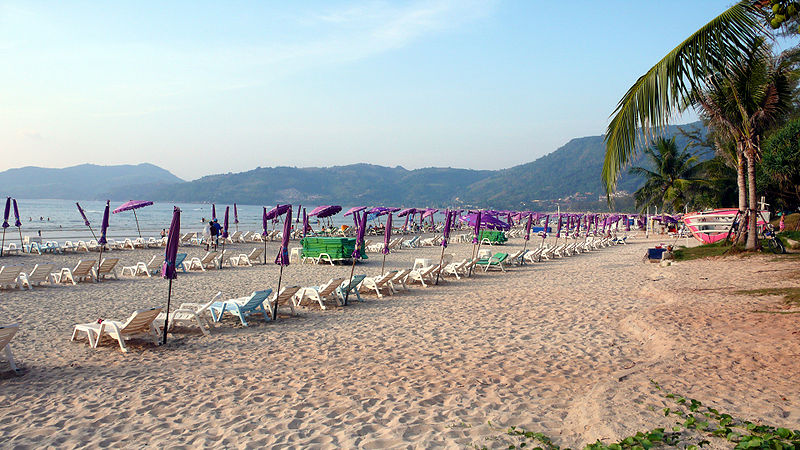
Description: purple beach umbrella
271,206,292,319
265,204,292,220
12,199,22,249
468,210,482,276
344,206,367,217
161,206,181,344
261,207,269,264
96,201,110,275
233,203,239,231
345,209,368,304
211,204,216,221
303,208,309,237
309,205,342,218
435,210,453,285
76,202,98,241
524,211,533,247
1,197,9,256
113,200,153,238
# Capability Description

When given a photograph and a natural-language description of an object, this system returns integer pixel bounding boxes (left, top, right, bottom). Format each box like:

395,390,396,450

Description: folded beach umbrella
468,210,482,277
435,210,453,285
212,204,216,221
261,207,269,264
76,202,98,241
113,200,153,238
218,206,230,269
296,204,301,223
345,209,368,304
523,211,533,250
1,197,8,257
12,199,22,248
303,208,310,237
96,201,110,273
161,206,181,344
233,203,239,232
272,205,292,317
460,212,510,231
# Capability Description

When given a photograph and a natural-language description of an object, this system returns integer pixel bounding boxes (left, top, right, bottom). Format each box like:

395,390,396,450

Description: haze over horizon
2,1,723,180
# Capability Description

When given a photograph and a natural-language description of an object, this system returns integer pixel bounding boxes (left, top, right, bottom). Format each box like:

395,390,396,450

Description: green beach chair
476,252,509,272
336,274,366,306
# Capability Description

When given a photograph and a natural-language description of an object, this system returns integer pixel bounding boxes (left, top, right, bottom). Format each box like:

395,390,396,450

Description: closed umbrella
112,200,153,238
381,213,393,275
468,210,482,277
272,206,292,319
523,211,533,252
76,202,98,241
161,206,181,344
97,201,110,275
345,210,368,305
261,207,268,264
233,204,239,233
435,210,453,285
538,214,549,261
1,197,9,257
220,206,229,268
303,208,309,237
211,204,216,222
12,199,23,249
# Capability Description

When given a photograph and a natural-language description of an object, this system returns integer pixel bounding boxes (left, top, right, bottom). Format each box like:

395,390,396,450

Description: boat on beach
682,208,771,244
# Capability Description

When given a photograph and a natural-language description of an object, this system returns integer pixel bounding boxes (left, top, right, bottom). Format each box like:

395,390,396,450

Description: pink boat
682,208,770,244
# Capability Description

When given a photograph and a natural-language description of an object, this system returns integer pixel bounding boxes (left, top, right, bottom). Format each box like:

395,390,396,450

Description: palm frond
602,0,762,195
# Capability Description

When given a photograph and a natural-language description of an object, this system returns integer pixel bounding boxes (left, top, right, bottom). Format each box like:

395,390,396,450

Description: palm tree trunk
745,151,758,250
736,150,748,246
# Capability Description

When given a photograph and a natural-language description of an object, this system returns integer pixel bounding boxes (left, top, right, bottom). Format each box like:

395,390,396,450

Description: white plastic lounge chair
71,307,162,352
294,278,346,310
389,269,412,291
2,243,21,255
269,286,301,319
229,247,263,267
0,324,20,373
96,258,120,280
19,263,57,288
156,293,222,336
405,265,441,287
186,251,219,271
443,259,470,279
0,266,25,290
122,255,161,277
56,260,97,284
359,270,398,298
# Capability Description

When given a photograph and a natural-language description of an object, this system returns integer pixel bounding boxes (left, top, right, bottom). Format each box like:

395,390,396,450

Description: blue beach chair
209,289,273,326
336,274,366,306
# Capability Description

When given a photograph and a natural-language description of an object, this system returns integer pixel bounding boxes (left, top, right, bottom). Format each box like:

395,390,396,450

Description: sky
1,0,740,180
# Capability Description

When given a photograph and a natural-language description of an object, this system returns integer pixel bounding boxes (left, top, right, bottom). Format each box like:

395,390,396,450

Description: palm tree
629,137,707,212
691,40,794,248
602,1,763,195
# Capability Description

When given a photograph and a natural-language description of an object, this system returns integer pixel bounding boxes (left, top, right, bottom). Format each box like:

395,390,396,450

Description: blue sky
1,1,737,180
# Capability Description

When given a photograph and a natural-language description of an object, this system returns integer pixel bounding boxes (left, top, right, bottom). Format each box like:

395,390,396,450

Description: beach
1,235,799,448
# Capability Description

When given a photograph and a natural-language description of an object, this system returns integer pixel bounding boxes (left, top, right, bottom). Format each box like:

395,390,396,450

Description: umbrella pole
88,224,98,241
381,253,386,276
263,239,267,265
162,278,173,345
133,209,142,239
17,226,23,250
435,244,446,285
468,242,476,277
220,241,225,269
1,228,5,257
344,258,357,305
273,264,284,320
538,235,546,262
96,246,104,282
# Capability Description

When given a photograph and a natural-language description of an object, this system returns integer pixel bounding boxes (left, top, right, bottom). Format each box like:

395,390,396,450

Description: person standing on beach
210,218,221,250
203,220,212,250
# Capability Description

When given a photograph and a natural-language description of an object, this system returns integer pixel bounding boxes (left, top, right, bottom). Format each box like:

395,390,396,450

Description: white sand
1,233,799,448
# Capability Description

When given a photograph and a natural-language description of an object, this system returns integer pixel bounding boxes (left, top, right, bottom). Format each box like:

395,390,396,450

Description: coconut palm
629,137,707,212
691,39,795,248
602,1,763,195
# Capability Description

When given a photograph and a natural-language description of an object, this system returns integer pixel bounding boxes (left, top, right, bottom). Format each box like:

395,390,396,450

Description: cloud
18,129,43,140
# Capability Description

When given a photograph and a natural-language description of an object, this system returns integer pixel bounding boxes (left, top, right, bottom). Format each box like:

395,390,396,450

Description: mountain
1,122,707,209
0,163,184,200
459,122,704,208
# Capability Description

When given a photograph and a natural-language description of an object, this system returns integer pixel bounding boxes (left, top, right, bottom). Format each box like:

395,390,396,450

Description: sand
1,232,799,448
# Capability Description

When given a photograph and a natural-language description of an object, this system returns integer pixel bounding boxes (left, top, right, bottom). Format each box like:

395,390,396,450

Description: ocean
6,199,378,242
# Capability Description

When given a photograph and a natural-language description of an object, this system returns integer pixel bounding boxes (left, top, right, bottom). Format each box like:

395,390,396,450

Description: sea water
6,199,379,242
